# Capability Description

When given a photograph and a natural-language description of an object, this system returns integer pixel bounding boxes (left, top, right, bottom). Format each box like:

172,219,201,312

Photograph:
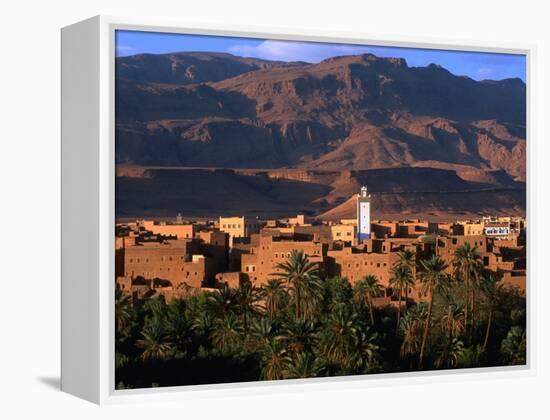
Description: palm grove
115,242,526,389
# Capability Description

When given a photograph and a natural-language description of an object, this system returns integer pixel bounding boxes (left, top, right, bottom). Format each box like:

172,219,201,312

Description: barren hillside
115,52,526,219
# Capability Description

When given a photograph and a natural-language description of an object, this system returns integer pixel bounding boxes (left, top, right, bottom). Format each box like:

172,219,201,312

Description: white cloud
476,67,496,78
116,45,136,57
228,40,374,63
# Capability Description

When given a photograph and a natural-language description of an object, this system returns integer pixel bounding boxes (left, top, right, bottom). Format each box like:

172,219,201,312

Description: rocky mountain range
115,51,526,220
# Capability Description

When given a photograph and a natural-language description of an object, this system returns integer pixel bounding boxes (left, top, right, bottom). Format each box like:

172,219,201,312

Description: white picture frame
61,15,535,404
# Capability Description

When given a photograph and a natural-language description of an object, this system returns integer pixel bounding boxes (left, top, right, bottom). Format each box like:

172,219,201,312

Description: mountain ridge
115,51,526,218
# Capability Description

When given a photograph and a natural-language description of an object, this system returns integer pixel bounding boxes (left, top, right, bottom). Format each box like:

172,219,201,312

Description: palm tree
144,296,167,322
453,243,483,338
211,313,244,354
418,255,450,368
441,303,465,342
457,345,485,368
355,329,381,373
282,318,317,356
354,275,382,326
261,279,286,319
500,326,527,365
191,311,214,337
318,304,359,369
235,281,261,332
480,273,503,352
272,250,322,319
207,284,238,316
434,338,464,369
284,352,324,379
397,249,417,302
136,322,172,361
400,304,427,366
164,299,192,353
115,289,133,337
249,317,276,351
389,265,414,329
260,339,289,380
324,276,353,311
398,249,416,272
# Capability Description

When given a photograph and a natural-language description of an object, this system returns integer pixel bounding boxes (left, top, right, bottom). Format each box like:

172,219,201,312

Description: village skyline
114,30,527,389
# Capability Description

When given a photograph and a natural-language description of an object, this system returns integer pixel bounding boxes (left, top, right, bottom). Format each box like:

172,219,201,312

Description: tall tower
357,186,371,243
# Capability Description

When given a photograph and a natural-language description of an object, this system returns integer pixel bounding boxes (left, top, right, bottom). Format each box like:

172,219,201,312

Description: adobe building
437,235,490,273
326,246,399,286
259,223,335,246
484,222,514,239
371,221,398,238
454,220,484,236
325,237,429,303
501,271,526,293
114,195,527,307
117,239,209,286
330,223,357,245
215,272,246,289
196,229,229,276
396,220,430,237
286,214,312,226
370,219,437,239
219,216,261,247
241,234,326,285
115,234,229,296
293,224,333,244
435,222,454,236
139,220,198,239
487,241,526,292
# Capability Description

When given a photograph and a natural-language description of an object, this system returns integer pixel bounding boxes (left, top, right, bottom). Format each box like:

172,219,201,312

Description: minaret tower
357,186,371,243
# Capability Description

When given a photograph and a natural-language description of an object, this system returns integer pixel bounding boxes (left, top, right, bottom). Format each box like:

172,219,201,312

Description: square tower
357,186,371,242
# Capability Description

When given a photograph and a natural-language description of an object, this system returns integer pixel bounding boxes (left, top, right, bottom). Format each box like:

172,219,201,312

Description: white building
357,186,371,242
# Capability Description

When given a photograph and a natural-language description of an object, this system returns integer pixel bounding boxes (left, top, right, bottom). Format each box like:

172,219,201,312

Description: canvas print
114,30,527,390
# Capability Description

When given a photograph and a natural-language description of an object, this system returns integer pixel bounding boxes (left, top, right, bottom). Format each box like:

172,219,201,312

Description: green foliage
234,281,262,332
115,247,526,388
418,255,450,367
281,317,318,356
452,243,483,342
284,352,325,379
271,250,323,319
116,381,132,390
317,304,366,372
136,321,173,361
441,303,465,340
390,266,414,297
500,326,526,365
353,275,382,326
211,313,244,355
259,339,288,380
390,264,414,329
400,303,427,362
434,338,464,369
324,276,353,311
115,352,130,369
261,279,287,319
115,288,135,339
248,317,277,350
457,345,486,368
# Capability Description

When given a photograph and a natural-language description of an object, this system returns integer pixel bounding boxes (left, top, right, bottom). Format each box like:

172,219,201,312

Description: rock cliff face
115,51,526,219
116,52,305,85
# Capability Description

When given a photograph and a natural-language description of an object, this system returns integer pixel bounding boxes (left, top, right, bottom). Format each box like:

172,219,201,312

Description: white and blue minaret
357,186,371,242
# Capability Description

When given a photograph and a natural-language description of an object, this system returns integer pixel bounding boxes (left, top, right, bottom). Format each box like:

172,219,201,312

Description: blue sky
116,30,526,82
